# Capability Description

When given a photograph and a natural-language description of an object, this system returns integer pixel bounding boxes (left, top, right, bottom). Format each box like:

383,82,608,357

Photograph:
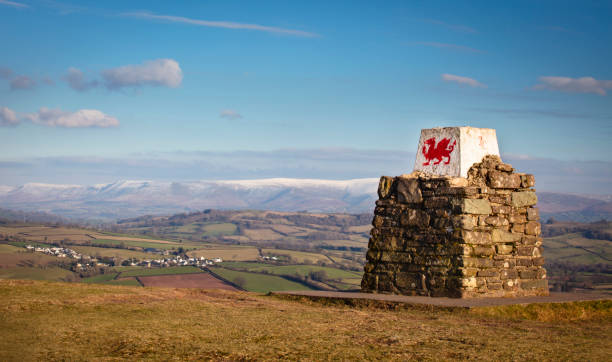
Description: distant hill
0,208,69,225
538,192,612,222
0,179,609,222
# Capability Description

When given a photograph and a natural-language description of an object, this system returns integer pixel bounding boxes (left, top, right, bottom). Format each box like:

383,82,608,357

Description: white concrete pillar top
413,127,500,178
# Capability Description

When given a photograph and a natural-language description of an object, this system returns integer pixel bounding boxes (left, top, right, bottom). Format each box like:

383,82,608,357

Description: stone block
525,221,541,236
460,198,492,214
461,268,478,277
453,215,475,230
395,272,419,289
378,176,394,199
489,195,511,204
511,223,525,234
519,269,538,279
396,177,422,203
491,229,521,243
400,209,430,227
491,204,512,214
462,277,478,288
463,257,494,268
522,235,541,246
473,246,495,256
527,208,539,221
372,215,384,228
496,163,514,172
462,231,492,244
521,174,535,188
477,269,499,278
488,171,521,189
487,282,503,290
516,258,533,267
500,269,518,279
517,247,535,256
424,196,449,209
511,191,538,207
485,216,509,226
495,244,513,254
508,214,527,224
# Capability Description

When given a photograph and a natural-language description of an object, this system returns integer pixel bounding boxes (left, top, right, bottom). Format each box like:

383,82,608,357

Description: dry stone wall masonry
361,155,548,298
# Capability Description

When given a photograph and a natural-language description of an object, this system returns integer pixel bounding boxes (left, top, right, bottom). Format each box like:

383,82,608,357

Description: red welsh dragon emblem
422,137,457,166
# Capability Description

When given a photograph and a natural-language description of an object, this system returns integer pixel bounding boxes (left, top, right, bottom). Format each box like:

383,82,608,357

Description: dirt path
272,290,611,308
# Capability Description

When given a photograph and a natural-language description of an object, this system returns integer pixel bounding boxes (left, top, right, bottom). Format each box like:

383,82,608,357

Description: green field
82,273,118,283
118,266,203,278
70,245,155,260
202,223,237,237
543,233,611,264
220,261,362,280
262,248,331,264
189,246,260,261
210,267,312,293
83,239,184,250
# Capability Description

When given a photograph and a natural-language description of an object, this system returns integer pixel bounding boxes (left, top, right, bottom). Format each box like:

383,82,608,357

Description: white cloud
441,73,486,88
0,0,28,8
10,75,36,90
101,58,183,90
220,109,243,120
534,76,612,96
123,11,318,38
25,107,119,128
63,67,98,91
0,106,19,126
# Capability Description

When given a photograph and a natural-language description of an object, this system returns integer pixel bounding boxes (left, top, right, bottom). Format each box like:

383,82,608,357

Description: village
24,245,224,270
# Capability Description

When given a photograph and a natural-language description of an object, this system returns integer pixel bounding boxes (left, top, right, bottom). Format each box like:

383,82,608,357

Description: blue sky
0,0,611,189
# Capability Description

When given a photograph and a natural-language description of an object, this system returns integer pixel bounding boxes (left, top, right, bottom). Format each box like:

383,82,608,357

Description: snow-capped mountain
0,178,380,220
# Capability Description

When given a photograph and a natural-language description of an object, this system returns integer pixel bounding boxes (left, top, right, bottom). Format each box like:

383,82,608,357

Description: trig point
361,126,548,298
414,127,500,178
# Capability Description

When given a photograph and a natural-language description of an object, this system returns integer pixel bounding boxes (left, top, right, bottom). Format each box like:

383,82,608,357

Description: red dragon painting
422,137,457,166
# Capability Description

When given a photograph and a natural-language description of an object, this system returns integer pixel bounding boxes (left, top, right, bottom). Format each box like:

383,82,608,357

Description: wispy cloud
220,109,243,120
423,19,477,34
10,75,36,90
16,107,120,128
534,76,612,96
0,0,29,8
63,67,98,91
0,106,19,126
25,108,119,128
122,11,319,38
414,41,484,53
101,58,183,90
441,73,486,88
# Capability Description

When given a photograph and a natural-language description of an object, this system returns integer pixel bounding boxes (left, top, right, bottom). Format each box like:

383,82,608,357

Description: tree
308,270,328,282
233,277,246,289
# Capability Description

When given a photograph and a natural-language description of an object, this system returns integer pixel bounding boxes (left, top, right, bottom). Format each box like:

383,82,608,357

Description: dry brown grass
0,279,610,361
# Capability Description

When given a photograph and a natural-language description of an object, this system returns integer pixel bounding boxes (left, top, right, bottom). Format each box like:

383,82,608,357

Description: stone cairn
361,132,548,298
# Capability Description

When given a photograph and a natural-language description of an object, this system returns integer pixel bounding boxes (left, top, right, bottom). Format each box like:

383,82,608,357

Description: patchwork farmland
0,212,610,294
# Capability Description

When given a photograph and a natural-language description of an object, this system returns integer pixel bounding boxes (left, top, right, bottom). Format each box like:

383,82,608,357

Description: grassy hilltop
0,279,610,360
